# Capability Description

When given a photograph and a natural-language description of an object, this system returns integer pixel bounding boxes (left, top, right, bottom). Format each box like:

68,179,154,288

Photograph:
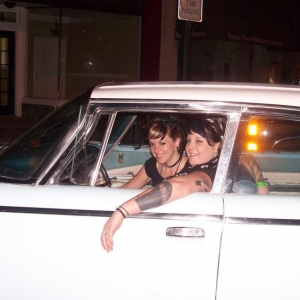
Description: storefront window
27,7,141,100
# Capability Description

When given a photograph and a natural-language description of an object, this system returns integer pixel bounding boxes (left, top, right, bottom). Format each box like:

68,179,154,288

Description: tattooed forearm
195,180,209,192
240,155,263,182
135,181,172,211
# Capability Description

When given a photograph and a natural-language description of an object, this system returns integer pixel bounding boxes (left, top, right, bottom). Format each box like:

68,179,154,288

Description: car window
58,111,228,188
244,117,300,152
242,116,300,195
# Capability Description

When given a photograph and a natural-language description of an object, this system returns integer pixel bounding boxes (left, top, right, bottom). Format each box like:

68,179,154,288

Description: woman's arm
239,154,269,194
121,165,150,189
101,171,212,252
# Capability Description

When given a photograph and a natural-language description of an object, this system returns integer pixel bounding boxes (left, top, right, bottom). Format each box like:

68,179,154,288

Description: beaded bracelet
116,207,126,218
256,181,267,187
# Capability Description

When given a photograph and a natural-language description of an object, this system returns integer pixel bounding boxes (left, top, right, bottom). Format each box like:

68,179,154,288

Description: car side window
242,116,300,195
103,112,228,188
58,111,228,188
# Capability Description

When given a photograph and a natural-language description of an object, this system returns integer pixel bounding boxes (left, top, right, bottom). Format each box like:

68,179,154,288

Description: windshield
0,88,92,182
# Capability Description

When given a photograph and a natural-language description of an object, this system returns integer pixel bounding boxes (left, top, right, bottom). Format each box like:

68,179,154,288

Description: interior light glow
247,143,257,151
248,124,258,136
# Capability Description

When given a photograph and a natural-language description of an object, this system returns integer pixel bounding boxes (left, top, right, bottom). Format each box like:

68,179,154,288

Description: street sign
178,0,203,22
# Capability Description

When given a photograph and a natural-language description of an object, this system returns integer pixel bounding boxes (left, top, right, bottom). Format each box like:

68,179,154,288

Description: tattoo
135,181,172,211
195,180,209,192
241,155,262,182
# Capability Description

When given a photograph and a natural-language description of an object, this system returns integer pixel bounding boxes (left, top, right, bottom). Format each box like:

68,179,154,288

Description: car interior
243,116,300,195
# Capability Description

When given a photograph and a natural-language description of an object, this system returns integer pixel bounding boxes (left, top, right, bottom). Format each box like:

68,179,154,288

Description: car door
217,194,300,300
217,111,300,300
0,185,223,300
0,108,226,300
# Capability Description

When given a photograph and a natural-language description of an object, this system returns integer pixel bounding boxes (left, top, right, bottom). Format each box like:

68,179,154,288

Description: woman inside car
122,114,188,188
101,117,269,252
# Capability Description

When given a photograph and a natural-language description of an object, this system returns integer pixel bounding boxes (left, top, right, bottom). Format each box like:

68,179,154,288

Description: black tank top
144,156,219,186
179,156,219,182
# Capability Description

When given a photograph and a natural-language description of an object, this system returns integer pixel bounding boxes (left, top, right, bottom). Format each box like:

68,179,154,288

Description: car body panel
0,184,223,300
218,194,300,300
91,82,300,108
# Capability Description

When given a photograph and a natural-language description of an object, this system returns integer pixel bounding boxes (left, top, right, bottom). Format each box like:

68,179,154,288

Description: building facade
0,0,299,118
0,0,163,118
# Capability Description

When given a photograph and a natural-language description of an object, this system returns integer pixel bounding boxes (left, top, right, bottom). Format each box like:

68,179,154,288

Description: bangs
188,122,213,146
188,122,207,138
147,123,168,140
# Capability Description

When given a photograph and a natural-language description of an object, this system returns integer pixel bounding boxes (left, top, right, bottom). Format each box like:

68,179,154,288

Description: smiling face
186,131,220,165
149,134,181,165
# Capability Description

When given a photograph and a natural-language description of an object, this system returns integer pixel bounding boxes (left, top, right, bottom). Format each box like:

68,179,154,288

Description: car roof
90,81,300,108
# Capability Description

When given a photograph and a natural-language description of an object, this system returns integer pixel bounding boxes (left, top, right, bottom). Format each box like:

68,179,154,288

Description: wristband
116,207,126,218
119,205,129,216
256,181,267,187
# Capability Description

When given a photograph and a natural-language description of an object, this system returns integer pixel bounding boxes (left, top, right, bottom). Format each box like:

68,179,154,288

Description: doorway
33,36,66,99
0,31,15,115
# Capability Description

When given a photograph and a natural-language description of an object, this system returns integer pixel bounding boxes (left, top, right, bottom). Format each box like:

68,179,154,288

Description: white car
1,82,300,300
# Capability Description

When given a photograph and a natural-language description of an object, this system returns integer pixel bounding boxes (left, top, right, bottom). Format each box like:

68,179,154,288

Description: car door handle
166,227,205,238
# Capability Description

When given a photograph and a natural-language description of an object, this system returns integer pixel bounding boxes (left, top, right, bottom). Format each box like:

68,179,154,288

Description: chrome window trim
89,102,242,191
212,112,241,193
90,99,300,113
226,217,300,226
89,101,243,114
3,205,300,226
90,113,116,186
0,205,223,222
242,105,300,115
226,113,250,193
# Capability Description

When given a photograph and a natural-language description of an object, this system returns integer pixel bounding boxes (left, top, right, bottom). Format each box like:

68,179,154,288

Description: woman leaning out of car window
101,118,221,252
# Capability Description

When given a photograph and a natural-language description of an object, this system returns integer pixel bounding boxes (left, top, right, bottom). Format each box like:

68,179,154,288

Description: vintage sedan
1,82,300,300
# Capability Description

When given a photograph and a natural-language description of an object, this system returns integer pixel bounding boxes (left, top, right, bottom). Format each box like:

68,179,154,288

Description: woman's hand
101,210,125,252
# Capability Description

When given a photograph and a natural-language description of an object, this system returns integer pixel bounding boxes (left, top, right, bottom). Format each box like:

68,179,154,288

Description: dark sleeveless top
144,156,219,186
179,156,219,182
144,157,164,186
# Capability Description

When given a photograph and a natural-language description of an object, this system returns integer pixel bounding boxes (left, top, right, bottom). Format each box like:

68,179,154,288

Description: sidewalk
0,116,37,144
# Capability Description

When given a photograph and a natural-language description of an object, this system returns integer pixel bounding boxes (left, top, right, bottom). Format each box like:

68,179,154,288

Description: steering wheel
59,149,112,187
97,163,112,187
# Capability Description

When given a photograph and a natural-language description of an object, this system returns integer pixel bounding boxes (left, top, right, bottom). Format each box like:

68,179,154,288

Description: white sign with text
178,0,203,22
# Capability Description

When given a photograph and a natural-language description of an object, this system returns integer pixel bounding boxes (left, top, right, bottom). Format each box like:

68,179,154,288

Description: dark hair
146,114,185,153
188,118,224,146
